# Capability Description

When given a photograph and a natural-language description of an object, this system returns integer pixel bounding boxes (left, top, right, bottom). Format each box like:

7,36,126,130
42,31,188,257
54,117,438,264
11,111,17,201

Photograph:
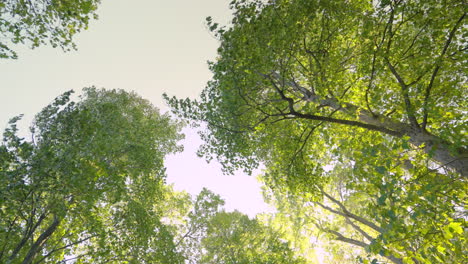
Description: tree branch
9,212,47,261
34,235,96,264
262,73,403,137
422,12,466,129
345,217,374,242
21,215,60,264
328,229,403,264
385,58,419,128
320,190,383,233
365,48,378,117
0,213,21,260
291,111,402,137
327,229,369,248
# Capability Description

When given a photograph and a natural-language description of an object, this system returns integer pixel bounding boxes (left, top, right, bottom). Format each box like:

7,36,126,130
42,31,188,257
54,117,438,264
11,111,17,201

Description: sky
0,0,272,217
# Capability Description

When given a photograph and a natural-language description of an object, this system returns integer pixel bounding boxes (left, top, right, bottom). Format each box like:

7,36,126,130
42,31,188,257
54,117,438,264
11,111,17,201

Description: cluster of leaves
199,210,306,264
0,0,101,59
167,0,467,263
167,0,467,177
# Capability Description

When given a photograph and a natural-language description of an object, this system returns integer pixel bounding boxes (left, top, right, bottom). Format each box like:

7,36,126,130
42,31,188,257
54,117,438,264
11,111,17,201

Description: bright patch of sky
0,0,273,217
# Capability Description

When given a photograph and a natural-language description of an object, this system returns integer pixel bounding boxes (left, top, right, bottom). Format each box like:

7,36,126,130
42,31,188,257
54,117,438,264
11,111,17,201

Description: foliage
0,0,101,59
261,156,467,264
166,0,467,262
171,188,306,264
174,188,225,264
200,210,307,264
0,88,184,263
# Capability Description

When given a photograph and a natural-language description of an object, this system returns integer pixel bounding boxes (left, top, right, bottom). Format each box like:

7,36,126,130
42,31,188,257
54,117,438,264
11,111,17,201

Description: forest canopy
1,0,466,263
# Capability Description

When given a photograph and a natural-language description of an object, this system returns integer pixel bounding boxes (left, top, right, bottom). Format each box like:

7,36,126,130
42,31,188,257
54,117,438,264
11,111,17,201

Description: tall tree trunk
302,87,467,176
279,75,467,177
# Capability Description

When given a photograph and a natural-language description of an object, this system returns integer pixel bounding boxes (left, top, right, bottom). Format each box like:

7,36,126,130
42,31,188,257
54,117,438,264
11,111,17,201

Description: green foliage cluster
0,0,101,59
200,210,306,264
168,0,467,177
174,189,307,264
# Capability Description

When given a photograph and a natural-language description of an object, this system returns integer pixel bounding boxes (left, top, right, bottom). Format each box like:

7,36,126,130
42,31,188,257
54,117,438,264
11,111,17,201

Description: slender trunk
328,229,403,264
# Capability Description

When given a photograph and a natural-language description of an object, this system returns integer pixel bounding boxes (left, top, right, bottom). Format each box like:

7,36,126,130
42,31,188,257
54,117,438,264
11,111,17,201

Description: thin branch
385,58,419,128
0,215,20,260
327,229,369,248
384,6,396,53
314,201,381,234
365,47,378,116
345,217,374,242
304,45,322,70
329,228,403,264
175,227,194,247
320,190,383,233
9,212,47,261
35,235,96,264
287,123,322,172
401,21,429,58
422,12,466,129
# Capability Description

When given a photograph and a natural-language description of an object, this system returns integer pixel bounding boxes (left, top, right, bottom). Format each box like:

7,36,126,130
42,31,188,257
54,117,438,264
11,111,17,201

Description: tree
200,210,307,264
171,188,306,264
165,0,467,262
0,88,184,263
0,0,101,59
166,0,467,177
173,188,225,264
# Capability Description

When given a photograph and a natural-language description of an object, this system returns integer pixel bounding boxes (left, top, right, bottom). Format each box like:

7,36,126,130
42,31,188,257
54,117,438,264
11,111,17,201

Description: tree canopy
0,0,101,59
199,210,306,264
2,0,467,263
166,0,467,262
0,88,184,263
261,157,466,264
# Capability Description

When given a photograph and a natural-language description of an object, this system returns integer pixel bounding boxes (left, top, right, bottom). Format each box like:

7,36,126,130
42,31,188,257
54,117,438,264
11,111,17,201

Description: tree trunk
357,108,467,177
278,75,468,177
404,127,468,177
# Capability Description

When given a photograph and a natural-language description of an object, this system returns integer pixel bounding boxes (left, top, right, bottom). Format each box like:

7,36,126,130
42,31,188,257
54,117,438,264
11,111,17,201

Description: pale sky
0,0,271,217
